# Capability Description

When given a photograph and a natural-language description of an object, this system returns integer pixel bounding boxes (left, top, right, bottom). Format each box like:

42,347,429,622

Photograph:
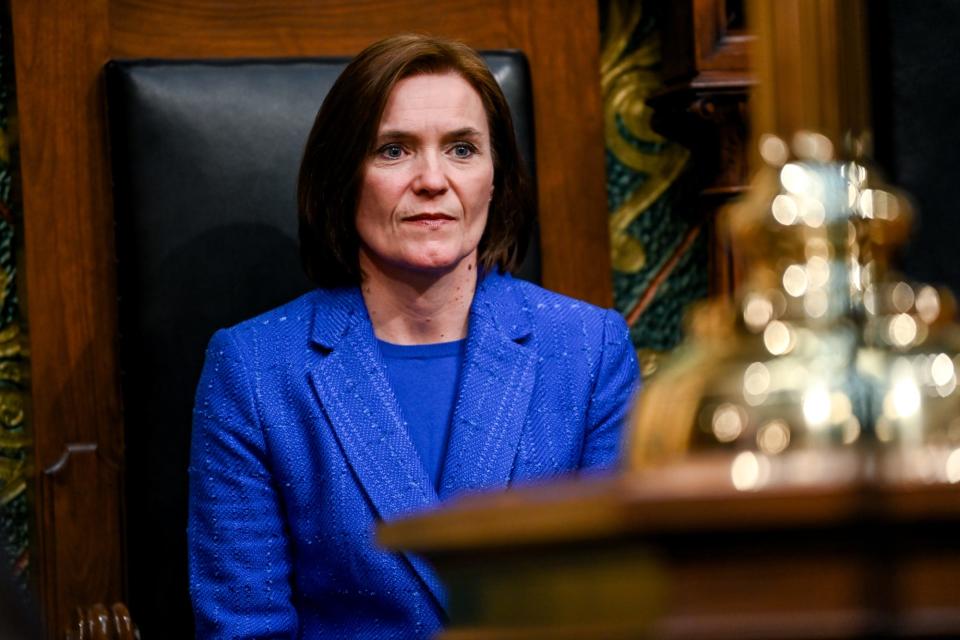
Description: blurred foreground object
64,603,137,640
626,0,960,486
625,132,960,486
382,460,960,639
382,1,960,637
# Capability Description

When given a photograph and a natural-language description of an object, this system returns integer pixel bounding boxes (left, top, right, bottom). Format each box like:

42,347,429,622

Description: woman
189,34,639,638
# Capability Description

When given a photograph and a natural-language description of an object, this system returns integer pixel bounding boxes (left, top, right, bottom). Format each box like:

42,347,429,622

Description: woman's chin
395,251,474,276
404,258,463,274
360,242,479,280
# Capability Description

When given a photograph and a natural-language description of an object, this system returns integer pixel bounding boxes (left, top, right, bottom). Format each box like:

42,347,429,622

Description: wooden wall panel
648,0,752,297
509,0,611,305
9,0,126,636
9,0,610,635
109,0,514,57
41,448,125,636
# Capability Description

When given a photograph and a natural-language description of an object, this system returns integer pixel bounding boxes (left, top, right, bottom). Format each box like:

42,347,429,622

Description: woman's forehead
378,72,489,135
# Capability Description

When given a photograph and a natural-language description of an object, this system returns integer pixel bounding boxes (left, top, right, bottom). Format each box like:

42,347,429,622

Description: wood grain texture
109,0,513,57
507,0,611,305
383,466,960,639
42,449,125,640
10,0,125,637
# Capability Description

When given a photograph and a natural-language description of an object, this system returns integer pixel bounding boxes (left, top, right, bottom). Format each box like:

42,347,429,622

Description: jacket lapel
305,275,537,611
309,311,438,518
439,272,536,500
306,289,445,607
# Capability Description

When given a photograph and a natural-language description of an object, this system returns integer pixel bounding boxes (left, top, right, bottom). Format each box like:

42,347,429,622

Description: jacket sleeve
188,329,298,639
580,309,641,470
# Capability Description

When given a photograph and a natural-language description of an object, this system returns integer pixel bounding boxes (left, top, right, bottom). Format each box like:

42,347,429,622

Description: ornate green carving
601,0,709,376
0,4,31,588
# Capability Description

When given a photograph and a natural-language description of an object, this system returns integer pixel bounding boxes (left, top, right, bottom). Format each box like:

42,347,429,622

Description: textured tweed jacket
188,271,640,639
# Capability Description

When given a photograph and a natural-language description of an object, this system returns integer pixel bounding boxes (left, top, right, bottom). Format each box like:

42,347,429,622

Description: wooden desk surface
381,451,960,639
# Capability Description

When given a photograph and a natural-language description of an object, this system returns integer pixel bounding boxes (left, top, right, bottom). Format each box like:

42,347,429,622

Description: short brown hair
297,33,535,288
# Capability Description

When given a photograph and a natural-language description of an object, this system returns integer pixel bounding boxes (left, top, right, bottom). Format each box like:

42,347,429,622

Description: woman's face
355,72,494,277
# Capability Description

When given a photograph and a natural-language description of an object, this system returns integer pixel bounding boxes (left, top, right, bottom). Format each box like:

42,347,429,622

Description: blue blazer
188,271,640,639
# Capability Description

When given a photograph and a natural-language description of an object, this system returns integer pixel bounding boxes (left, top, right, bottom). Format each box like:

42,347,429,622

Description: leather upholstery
104,52,537,636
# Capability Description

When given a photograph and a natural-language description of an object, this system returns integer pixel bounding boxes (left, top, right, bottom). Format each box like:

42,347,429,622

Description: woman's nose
412,152,448,195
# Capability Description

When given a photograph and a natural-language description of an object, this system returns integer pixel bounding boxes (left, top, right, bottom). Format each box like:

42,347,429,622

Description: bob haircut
297,33,535,288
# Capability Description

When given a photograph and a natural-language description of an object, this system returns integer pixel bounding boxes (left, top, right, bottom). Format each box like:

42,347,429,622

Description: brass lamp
624,0,960,488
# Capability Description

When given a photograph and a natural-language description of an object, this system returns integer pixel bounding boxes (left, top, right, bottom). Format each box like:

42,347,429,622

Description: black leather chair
105,53,537,636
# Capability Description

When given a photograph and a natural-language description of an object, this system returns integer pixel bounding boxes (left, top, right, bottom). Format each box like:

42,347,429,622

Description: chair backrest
104,53,537,635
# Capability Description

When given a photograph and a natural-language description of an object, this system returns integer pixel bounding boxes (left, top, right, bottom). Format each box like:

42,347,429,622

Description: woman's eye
379,144,404,160
451,143,476,159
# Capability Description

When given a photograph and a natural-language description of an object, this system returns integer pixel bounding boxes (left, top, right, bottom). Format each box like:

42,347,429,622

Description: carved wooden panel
650,0,754,296
660,0,751,86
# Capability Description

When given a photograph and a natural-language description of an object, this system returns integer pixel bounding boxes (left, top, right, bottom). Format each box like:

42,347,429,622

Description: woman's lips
402,213,455,227
403,213,454,221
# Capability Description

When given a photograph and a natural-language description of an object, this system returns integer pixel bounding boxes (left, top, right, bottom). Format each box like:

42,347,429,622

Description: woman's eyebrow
375,127,486,144
445,127,484,139
376,129,414,142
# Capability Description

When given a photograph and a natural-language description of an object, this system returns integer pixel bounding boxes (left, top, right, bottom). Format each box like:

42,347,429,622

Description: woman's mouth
402,213,456,227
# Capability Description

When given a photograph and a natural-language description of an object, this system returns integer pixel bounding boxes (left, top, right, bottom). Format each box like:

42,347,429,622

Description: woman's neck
359,251,478,345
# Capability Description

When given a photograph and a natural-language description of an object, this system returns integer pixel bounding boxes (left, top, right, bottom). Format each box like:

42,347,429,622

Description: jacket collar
306,271,537,611
308,285,365,351
308,270,534,349
465,269,534,342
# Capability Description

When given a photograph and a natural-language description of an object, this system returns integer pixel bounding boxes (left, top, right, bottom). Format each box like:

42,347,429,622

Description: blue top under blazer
188,271,640,639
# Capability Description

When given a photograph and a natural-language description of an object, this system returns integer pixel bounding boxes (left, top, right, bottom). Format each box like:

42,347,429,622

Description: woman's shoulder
508,277,606,313
212,287,361,353
482,272,626,341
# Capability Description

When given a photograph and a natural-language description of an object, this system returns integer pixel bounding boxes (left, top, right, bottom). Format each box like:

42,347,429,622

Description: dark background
870,0,960,300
